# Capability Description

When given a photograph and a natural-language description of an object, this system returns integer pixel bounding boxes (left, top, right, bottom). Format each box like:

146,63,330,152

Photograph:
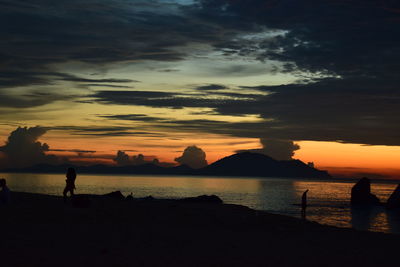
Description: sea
2,173,400,234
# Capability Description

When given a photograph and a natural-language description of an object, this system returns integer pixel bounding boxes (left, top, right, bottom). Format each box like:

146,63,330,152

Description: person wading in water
301,189,309,219
63,167,77,201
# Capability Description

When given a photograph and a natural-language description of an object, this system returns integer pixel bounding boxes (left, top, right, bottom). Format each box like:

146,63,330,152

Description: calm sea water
2,173,400,234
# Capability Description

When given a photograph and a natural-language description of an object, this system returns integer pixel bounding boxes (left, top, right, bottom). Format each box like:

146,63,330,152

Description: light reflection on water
2,173,400,234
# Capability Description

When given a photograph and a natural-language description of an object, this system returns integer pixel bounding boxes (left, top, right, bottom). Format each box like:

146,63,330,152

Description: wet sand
1,192,400,267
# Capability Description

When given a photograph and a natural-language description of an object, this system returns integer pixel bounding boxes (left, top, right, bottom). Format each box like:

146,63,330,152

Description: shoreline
0,170,331,180
2,191,400,266
2,170,399,185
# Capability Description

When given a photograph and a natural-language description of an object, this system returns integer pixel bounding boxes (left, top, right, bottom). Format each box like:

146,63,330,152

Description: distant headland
1,152,331,178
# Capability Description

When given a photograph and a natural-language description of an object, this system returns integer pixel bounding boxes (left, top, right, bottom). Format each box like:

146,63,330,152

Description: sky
1,0,400,178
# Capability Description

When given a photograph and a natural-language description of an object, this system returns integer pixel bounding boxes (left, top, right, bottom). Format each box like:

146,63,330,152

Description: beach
1,192,400,267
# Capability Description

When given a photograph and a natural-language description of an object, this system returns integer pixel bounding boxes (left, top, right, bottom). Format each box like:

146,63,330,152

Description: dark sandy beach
1,192,400,267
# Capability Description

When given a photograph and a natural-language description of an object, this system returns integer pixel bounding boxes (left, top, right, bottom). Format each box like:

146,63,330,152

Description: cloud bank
175,145,208,169
0,126,62,168
113,151,161,166
2,0,400,150
238,139,300,161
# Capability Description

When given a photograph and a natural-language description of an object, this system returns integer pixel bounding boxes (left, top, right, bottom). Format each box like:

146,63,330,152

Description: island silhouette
2,152,331,178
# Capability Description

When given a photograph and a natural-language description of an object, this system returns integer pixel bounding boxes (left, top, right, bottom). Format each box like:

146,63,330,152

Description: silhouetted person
0,178,11,204
63,168,77,201
301,189,309,219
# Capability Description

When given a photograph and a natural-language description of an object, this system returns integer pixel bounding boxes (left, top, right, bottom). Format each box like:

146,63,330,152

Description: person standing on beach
301,189,309,219
0,178,11,204
63,168,77,200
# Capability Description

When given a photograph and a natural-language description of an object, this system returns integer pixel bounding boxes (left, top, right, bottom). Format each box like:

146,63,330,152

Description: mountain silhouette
200,152,330,178
1,152,330,178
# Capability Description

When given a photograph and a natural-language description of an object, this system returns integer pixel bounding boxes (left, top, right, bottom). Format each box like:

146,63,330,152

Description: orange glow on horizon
295,141,400,170
2,130,400,179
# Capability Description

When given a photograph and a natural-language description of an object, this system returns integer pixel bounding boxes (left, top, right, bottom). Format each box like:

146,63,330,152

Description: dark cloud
0,126,63,168
50,125,165,137
237,139,300,161
157,69,180,73
97,113,240,135
0,91,78,108
0,0,257,91
95,78,400,146
175,145,208,169
3,0,397,85
0,71,137,90
195,84,228,91
90,90,258,110
85,84,134,88
0,71,137,108
187,1,400,146
3,0,400,148
114,151,131,166
0,71,52,89
70,132,165,137
228,79,400,146
132,154,146,165
198,0,400,77
49,149,96,154
113,151,162,166
58,74,137,83
204,64,275,77
99,114,167,123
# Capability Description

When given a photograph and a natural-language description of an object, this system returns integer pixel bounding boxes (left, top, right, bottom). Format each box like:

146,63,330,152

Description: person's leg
63,187,69,202
63,187,69,197
301,206,306,219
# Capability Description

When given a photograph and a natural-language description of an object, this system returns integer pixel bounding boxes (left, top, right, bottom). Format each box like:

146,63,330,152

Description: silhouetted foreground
351,177,380,205
387,184,400,209
2,152,331,178
63,167,77,201
1,192,400,267
350,177,400,209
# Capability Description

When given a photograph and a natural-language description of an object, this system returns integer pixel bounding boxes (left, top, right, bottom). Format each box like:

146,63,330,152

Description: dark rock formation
125,193,134,201
351,177,380,205
140,195,155,201
179,195,223,204
102,191,125,200
387,184,400,209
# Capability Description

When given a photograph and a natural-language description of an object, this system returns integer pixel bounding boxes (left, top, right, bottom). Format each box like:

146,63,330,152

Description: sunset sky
1,0,400,178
